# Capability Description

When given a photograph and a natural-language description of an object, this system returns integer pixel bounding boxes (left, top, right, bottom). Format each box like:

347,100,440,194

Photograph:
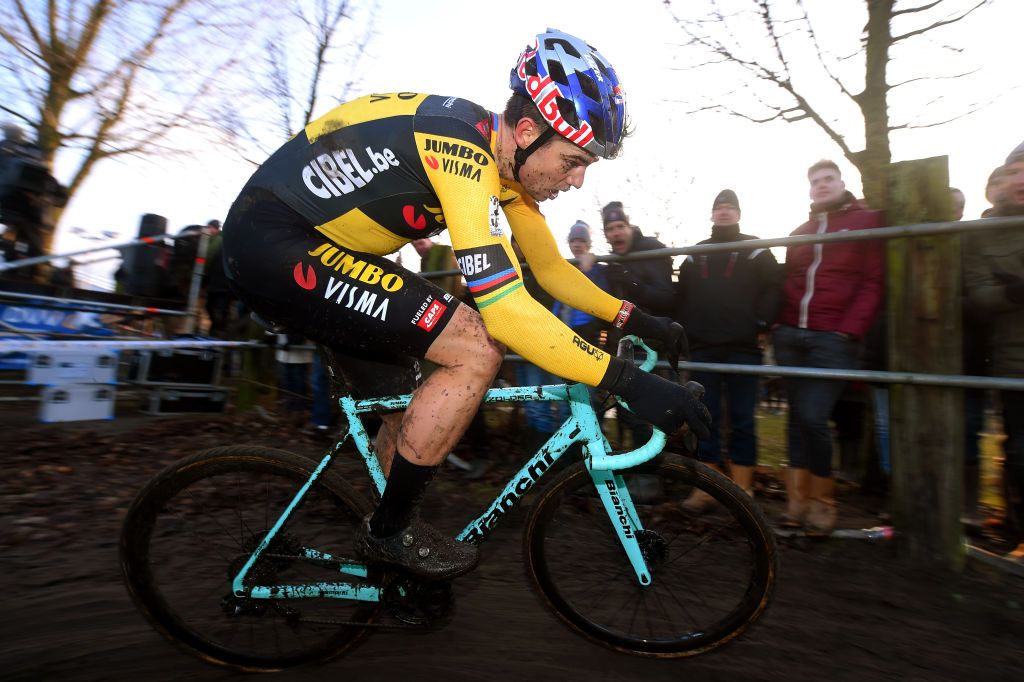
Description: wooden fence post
886,156,964,570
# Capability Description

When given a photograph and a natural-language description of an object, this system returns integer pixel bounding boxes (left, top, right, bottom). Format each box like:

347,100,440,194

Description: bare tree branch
892,0,945,17
892,0,987,42
889,67,980,89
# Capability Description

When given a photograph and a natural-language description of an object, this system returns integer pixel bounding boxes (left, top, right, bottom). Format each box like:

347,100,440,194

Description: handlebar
587,335,703,471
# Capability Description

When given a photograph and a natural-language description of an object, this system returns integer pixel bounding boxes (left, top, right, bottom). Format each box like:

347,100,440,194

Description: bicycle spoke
527,461,776,654
122,448,375,670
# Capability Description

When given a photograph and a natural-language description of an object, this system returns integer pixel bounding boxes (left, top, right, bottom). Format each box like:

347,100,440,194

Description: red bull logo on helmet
514,40,595,150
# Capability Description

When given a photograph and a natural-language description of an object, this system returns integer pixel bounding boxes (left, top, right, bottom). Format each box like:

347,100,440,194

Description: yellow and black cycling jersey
245,92,624,386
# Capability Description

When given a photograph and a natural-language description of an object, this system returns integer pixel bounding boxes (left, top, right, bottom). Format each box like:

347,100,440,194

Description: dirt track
3,412,1023,682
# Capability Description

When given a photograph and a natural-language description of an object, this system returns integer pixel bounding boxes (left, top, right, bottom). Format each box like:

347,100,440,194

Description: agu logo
293,262,317,290
417,300,447,331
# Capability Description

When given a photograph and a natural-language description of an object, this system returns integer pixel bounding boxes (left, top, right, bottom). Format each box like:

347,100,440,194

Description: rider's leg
374,413,403,477
368,305,503,537
401,305,504,463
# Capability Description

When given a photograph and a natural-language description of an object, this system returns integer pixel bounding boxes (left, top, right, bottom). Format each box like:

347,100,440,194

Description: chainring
381,576,454,627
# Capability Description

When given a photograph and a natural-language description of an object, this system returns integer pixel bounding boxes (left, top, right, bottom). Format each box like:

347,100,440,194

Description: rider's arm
501,197,622,322
420,137,614,387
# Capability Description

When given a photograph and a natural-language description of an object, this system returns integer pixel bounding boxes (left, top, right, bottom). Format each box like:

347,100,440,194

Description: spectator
957,186,989,528
202,219,237,338
950,187,966,221
601,201,674,315
676,189,781,508
964,140,1024,560
982,166,1008,218
551,220,610,347
274,332,314,424
413,238,467,300
773,160,885,534
601,201,674,448
0,123,66,282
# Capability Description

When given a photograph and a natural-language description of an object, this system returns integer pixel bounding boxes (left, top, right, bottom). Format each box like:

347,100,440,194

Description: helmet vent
556,97,580,128
544,38,581,58
577,72,601,103
548,60,569,86
589,115,606,145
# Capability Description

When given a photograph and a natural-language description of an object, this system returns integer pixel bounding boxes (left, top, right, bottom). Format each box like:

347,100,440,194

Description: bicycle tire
120,445,377,671
524,458,777,657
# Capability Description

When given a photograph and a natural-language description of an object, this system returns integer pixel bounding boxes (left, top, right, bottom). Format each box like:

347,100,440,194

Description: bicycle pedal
381,574,455,628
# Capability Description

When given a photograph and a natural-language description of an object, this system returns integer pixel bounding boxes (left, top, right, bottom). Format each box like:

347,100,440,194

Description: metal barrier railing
0,230,201,273
420,215,1023,278
420,214,1024,392
0,289,190,317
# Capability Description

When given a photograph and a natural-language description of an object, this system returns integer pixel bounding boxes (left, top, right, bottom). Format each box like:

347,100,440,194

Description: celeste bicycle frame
230,337,668,603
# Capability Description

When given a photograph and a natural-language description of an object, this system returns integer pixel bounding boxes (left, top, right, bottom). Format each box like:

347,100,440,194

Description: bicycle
120,337,778,671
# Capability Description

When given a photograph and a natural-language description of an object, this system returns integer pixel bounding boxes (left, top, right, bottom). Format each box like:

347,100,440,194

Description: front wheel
120,446,377,671
524,458,777,657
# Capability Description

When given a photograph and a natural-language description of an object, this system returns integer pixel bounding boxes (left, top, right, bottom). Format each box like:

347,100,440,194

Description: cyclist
221,29,711,581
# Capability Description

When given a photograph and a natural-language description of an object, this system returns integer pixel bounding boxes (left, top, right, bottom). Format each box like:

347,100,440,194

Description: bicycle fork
589,469,652,586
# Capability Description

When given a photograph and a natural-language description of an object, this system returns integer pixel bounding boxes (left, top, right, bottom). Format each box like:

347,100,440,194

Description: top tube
343,335,671,471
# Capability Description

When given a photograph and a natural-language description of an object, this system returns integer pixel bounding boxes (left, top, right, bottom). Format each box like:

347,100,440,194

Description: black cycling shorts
222,187,460,394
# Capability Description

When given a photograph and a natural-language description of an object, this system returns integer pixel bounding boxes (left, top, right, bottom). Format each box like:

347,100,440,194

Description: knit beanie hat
1007,140,1024,165
712,189,740,212
601,201,629,226
567,220,591,244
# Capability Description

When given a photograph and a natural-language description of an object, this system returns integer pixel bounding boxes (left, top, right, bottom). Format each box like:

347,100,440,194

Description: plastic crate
28,351,118,385
39,384,116,422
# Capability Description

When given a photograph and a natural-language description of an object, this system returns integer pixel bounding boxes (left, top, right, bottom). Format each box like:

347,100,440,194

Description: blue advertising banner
0,303,116,369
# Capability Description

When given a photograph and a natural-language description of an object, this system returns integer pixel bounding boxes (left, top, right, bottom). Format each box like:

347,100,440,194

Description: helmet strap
512,127,557,183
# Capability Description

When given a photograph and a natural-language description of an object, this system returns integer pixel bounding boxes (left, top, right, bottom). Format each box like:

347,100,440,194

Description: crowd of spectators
496,141,1024,560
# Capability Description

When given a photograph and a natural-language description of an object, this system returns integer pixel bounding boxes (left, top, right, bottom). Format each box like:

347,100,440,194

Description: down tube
588,469,652,585
456,415,581,544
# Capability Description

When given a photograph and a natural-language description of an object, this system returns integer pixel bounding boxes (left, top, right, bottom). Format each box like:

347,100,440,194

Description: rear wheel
120,446,377,671
524,458,777,657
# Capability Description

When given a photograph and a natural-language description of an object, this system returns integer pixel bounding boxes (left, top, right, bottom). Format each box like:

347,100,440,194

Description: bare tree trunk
852,0,895,210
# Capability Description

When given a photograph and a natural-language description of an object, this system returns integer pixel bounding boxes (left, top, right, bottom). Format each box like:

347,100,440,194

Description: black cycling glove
601,358,711,439
614,301,689,369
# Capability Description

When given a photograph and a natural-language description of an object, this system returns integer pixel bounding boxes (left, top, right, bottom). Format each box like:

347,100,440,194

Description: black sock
369,454,439,537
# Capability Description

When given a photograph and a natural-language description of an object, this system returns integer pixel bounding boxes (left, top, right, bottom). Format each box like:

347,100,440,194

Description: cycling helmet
510,29,626,162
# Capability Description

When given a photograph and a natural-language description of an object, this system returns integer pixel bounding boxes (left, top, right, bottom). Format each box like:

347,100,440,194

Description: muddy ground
2,408,1023,682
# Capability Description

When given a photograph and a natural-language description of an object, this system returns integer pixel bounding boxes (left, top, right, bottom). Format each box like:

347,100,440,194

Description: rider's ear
513,117,539,148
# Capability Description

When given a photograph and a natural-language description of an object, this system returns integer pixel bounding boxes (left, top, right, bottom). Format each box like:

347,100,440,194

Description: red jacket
778,194,885,339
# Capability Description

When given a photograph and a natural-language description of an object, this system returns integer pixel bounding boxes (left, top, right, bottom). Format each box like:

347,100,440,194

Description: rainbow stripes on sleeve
455,244,524,309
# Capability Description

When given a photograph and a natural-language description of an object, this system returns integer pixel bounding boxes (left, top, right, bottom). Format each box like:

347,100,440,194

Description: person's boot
779,467,809,527
731,464,755,498
805,474,838,535
682,463,722,513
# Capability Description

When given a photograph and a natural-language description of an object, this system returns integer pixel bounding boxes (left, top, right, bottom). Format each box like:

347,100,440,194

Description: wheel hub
636,529,669,565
